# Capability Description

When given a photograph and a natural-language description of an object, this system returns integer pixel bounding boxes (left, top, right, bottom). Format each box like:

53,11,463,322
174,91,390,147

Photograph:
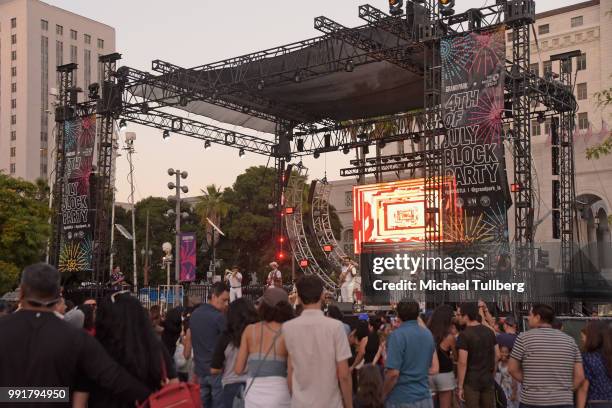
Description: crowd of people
0,262,611,408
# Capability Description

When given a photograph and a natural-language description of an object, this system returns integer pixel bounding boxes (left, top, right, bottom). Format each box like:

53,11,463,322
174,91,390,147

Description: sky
44,0,581,203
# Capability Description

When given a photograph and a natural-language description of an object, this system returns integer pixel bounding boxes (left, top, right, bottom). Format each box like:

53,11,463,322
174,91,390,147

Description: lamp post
162,242,172,287
167,169,189,283
125,132,138,292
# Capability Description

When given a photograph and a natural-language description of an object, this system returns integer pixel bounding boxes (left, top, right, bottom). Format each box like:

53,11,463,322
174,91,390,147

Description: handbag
174,338,191,372
137,355,201,408
232,327,282,408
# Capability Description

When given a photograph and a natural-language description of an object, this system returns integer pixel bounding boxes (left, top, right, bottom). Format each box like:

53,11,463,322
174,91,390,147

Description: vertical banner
58,115,96,273
441,27,510,242
180,232,197,282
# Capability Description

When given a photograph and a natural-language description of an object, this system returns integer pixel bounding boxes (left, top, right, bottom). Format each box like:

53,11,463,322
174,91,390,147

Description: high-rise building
0,0,115,181
329,0,612,276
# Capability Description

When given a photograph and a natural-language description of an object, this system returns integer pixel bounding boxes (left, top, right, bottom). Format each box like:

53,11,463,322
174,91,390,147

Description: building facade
330,0,612,278
0,0,115,182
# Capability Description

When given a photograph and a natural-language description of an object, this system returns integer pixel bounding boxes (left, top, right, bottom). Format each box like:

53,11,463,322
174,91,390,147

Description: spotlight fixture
389,0,404,16
119,119,127,131
342,146,350,155
378,139,387,149
537,111,545,124
204,140,211,150
88,83,99,100
345,60,354,72
257,79,265,91
162,130,170,140
296,138,304,152
239,148,246,158
140,103,150,114
179,96,188,107
439,0,455,16
314,151,320,159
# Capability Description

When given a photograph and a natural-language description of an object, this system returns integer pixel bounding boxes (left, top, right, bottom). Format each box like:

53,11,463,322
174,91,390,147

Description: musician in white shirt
339,257,358,303
266,262,283,288
224,266,243,302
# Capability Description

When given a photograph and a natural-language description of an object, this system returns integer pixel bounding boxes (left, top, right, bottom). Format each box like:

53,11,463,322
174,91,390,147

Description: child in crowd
496,345,519,408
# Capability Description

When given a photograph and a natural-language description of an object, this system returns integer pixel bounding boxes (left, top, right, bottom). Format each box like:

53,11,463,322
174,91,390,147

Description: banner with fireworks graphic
58,115,96,273
180,232,197,282
441,26,511,244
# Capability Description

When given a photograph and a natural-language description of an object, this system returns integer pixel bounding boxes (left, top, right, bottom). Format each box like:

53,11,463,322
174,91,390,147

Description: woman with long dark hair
210,298,259,408
77,291,177,407
427,304,457,408
355,364,384,408
161,306,184,357
578,321,612,408
235,288,293,408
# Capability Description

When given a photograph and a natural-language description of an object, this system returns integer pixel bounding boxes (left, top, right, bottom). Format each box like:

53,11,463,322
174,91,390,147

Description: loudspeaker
334,302,354,315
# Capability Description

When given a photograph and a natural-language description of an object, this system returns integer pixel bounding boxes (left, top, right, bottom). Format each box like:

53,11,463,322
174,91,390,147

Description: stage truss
49,1,579,298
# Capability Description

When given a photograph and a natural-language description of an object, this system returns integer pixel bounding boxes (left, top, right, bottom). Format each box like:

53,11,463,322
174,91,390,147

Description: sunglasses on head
110,290,131,303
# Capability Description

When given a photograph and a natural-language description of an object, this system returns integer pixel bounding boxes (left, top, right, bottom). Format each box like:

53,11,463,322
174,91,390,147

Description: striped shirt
510,327,582,406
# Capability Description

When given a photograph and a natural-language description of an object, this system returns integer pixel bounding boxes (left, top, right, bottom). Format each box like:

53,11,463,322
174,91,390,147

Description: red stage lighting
511,183,521,193
299,259,309,268
285,207,295,215
323,244,333,253
279,236,285,243
277,252,285,260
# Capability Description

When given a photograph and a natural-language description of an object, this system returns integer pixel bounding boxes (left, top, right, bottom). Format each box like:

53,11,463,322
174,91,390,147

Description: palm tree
195,184,229,246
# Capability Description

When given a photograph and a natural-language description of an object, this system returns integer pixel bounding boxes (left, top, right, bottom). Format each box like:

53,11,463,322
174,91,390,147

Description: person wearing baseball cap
497,315,518,351
266,261,283,289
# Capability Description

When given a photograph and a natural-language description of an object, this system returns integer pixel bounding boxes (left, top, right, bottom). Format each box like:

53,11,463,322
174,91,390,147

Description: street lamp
124,131,138,293
167,168,189,283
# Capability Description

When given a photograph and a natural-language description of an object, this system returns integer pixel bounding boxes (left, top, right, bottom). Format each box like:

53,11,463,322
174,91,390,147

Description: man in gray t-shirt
283,276,353,408
509,304,584,408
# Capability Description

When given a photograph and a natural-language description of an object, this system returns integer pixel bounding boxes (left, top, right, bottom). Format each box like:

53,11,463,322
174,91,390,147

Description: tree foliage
0,173,51,293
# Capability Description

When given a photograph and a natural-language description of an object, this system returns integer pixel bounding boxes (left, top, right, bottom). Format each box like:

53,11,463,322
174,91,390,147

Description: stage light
378,139,386,149
239,148,246,158
257,79,265,91
285,207,295,215
88,83,99,100
119,119,127,131
537,111,545,124
324,133,331,148
362,145,369,155
389,0,403,16
439,0,455,16
345,60,354,72
140,103,150,114
511,183,521,192
314,151,320,159
162,130,170,140
179,96,188,107
342,146,350,155
204,141,211,150
299,259,309,268
297,138,304,152
276,252,285,261
323,244,333,253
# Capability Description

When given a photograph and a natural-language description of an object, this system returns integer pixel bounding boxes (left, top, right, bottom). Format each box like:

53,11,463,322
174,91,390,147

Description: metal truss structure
284,166,337,289
310,179,348,271
49,1,579,294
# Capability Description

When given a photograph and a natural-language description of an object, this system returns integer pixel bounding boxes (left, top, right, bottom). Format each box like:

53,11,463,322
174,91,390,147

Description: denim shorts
429,371,457,392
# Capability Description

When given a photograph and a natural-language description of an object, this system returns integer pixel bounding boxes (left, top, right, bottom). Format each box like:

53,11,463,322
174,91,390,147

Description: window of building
577,83,588,100
11,50,17,60
11,131,17,141
84,34,91,44
11,67,17,77
70,45,77,63
562,59,572,74
56,24,63,35
543,60,552,76
345,191,353,208
56,40,63,66
10,164,16,174
343,229,354,255
529,63,538,75
11,83,17,93
84,49,91,88
538,24,549,35
70,29,77,40
11,115,17,125
41,19,48,31
10,147,16,157
577,53,587,71
11,18,16,29
578,113,589,130
531,121,541,136
11,99,16,109
11,34,16,44
97,38,104,49
571,16,583,28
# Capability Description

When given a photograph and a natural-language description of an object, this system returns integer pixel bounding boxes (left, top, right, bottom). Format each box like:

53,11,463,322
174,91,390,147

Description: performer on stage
339,257,358,303
224,266,243,302
266,262,283,288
